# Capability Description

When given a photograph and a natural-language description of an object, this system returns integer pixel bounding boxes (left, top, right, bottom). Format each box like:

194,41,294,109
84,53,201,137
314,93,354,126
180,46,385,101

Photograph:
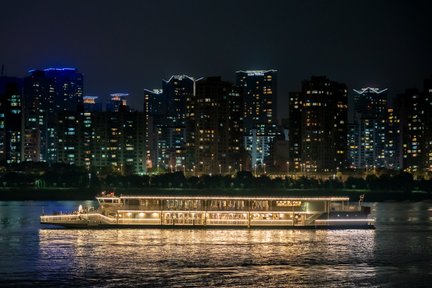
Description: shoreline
0,187,431,202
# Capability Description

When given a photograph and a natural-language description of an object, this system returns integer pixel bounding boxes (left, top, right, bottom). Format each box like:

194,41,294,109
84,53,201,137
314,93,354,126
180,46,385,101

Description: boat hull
41,221,374,230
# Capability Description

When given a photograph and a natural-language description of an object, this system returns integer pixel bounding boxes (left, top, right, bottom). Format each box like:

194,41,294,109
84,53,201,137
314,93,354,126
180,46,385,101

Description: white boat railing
250,220,293,226
40,214,80,223
206,219,248,225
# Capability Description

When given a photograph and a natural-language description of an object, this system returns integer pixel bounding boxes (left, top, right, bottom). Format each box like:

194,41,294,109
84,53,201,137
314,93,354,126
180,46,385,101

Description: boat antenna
359,194,365,207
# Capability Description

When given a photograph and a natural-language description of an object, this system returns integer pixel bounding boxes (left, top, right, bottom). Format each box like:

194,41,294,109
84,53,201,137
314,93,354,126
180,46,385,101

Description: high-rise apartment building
394,89,424,174
143,89,163,170
349,87,388,169
0,76,23,164
90,111,146,175
107,93,129,112
385,108,402,170
236,70,279,168
423,76,432,173
162,76,194,170
193,77,243,174
288,92,302,171
23,68,83,163
56,112,81,166
236,70,277,128
144,76,195,171
289,76,348,172
83,96,103,112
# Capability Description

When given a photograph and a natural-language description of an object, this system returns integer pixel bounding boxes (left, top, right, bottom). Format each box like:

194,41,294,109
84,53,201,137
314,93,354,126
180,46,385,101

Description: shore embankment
0,187,431,202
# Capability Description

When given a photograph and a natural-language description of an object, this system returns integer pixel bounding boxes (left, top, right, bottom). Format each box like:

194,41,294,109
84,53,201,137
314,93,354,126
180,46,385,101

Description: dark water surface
1,201,432,287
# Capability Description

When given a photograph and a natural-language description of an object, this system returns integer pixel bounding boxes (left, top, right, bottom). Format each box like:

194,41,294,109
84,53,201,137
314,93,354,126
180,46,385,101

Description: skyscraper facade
90,111,146,175
193,77,243,174
83,96,103,112
289,76,348,173
236,70,279,169
0,77,23,164
143,88,164,170
107,93,129,112
385,108,402,170
23,68,83,163
423,76,432,173
394,89,424,174
349,87,388,169
288,92,302,171
144,76,195,171
162,75,194,170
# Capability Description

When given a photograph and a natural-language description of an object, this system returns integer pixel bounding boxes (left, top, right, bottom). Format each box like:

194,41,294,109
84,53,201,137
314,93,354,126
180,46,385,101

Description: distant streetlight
240,163,242,171
219,164,222,174
254,164,257,176
286,161,289,176
228,165,232,175
193,165,196,177
183,164,185,173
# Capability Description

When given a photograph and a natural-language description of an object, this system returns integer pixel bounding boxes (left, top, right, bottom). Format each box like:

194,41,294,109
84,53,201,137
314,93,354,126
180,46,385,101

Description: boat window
250,200,269,211
138,199,160,210
207,200,247,211
163,199,202,211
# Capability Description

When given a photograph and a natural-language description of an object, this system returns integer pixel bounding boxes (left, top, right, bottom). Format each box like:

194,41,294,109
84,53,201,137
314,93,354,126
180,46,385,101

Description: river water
0,201,431,287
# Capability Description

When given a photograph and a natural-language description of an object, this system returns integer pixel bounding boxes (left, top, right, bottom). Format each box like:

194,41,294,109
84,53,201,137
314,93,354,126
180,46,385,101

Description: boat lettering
276,200,302,207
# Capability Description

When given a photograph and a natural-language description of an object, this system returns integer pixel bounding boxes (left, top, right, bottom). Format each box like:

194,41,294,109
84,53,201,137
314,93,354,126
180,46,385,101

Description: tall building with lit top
349,87,388,169
0,76,23,164
236,70,277,128
161,75,194,170
289,76,348,172
236,70,278,168
107,93,129,112
23,68,83,163
143,89,164,170
83,96,102,112
144,76,195,171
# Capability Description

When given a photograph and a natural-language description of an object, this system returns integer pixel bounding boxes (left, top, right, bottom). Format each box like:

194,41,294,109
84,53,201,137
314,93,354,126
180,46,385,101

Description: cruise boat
40,192,375,229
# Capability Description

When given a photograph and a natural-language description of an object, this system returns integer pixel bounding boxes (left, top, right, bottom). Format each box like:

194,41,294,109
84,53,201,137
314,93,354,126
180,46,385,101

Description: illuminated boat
40,193,374,229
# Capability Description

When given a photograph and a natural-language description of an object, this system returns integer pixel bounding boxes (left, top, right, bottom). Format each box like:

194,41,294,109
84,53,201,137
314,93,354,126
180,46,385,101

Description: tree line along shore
0,164,431,201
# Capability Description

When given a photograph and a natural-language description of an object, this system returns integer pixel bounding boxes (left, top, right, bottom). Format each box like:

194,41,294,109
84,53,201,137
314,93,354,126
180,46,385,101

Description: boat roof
97,191,349,201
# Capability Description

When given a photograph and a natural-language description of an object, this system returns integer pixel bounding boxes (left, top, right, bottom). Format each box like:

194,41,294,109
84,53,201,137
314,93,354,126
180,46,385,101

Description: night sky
1,0,431,119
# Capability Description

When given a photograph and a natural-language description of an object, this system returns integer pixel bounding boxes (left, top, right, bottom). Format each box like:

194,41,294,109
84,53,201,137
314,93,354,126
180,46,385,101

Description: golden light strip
98,196,350,201
315,219,374,222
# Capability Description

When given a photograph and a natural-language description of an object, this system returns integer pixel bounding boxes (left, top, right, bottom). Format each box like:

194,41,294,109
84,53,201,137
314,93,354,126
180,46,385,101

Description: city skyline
2,66,432,176
1,0,431,118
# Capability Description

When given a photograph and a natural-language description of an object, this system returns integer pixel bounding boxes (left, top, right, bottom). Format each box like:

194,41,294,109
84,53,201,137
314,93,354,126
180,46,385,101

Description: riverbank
0,187,431,202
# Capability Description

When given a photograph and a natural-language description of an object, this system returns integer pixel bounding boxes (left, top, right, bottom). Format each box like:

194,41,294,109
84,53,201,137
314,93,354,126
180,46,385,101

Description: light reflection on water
0,201,432,287
35,229,377,287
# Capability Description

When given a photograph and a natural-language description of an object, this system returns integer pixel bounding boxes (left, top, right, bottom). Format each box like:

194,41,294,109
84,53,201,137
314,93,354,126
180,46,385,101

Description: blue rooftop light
44,67,77,72
28,67,77,74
